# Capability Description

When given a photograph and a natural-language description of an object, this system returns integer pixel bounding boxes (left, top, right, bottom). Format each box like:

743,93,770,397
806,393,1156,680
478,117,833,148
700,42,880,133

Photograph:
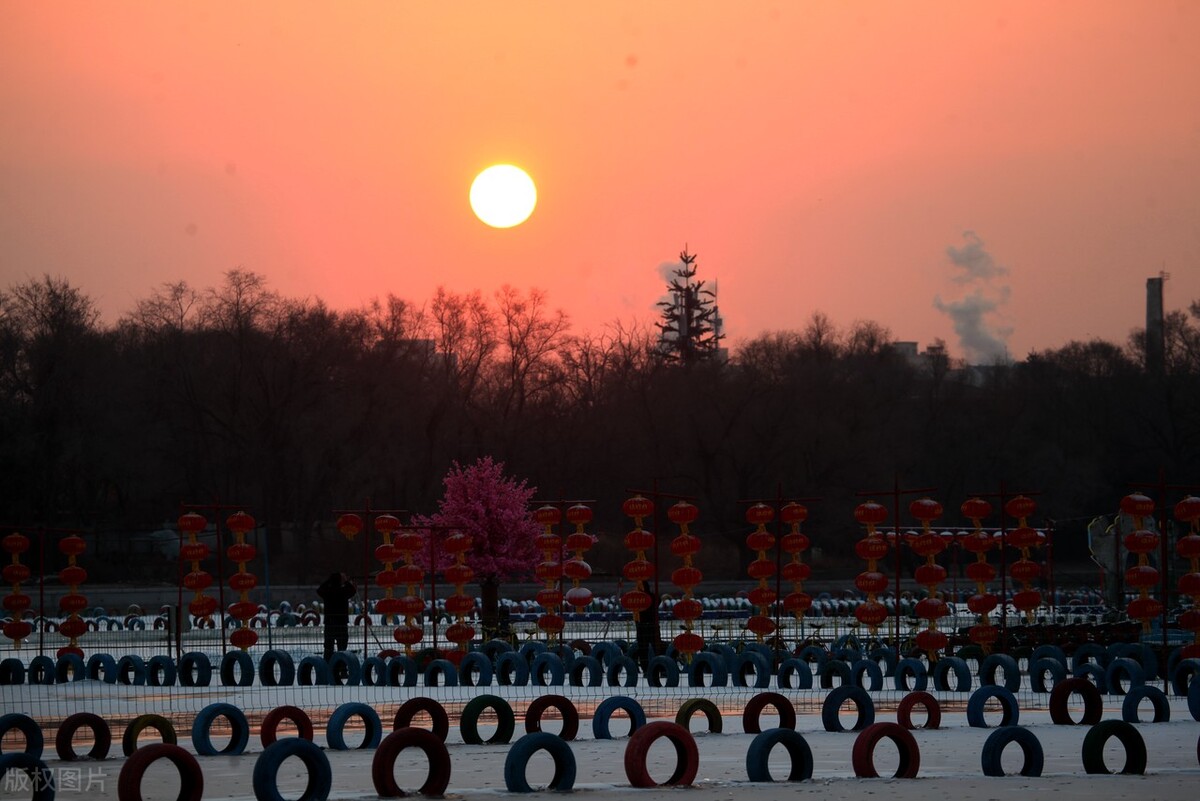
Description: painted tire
818,659,852,689
328,651,362,686
362,656,388,686
1031,644,1067,668
54,653,85,683
1104,657,1144,696
524,694,579,741
981,725,1043,776
0,752,55,801
327,702,382,750
147,655,177,687
55,712,110,761
504,732,576,792
1030,657,1066,693
590,641,622,668
26,656,54,686
593,695,646,739
732,652,772,689
1170,657,1200,696
518,640,548,661
0,713,43,759
930,656,971,692
394,697,450,742
1121,685,1170,723
869,645,899,677
568,655,603,687
675,698,722,734
896,690,941,730
481,639,514,662
979,653,1021,693
1081,719,1147,775
372,727,452,797
822,685,875,732
776,658,813,690
967,685,1020,728
191,702,249,756
1189,671,1200,721
258,650,295,687
458,652,494,687
850,658,884,691
687,652,728,687
550,644,577,670
603,655,637,687
260,705,314,747
423,658,458,687
893,658,928,692
743,691,796,734
178,652,211,687
218,650,253,687
530,653,565,686
624,721,699,788
1071,642,1108,671
297,655,332,686
495,652,530,686
122,714,176,757
253,738,331,801
796,645,828,670
118,742,202,801
1049,676,1103,725
385,656,418,687
745,728,813,782
647,655,681,688
117,654,148,686
86,653,117,684
568,638,591,656
460,695,515,745
851,722,921,778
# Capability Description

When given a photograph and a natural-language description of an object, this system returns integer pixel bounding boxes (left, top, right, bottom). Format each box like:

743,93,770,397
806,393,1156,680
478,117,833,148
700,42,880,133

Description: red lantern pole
225,511,260,651
55,529,90,659
960,498,999,652
533,506,564,643
530,497,597,643
1173,496,1200,660
333,501,407,655
668,501,704,659
908,498,949,658
181,501,252,656
625,484,695,609
2,529,33,650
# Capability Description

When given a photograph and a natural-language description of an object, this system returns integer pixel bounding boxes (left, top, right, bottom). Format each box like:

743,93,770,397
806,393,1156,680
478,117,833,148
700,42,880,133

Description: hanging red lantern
780,502,812,622
563,504,595,611
743,503,777,641
669,501,704,657
177,513,215,624
908,497,947,657
853,502,889,634
337,513,363,542
442,531,475,652
392,524,425,655
2,532,32,649
1119,493,1160,632
960,497,998,645
225,511,258,650
1004,496,1042,622
532,506,563,642
620,496,655,622
371,514,403,653
1175,496,1200,658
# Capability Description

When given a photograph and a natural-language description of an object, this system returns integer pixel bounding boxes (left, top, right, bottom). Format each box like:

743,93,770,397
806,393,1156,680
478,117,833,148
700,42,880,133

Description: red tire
524,694,580,741
742,691,796,734
623,721,699,788
394,697,449,743
852,722,920,778
117,743,203,801
55,712,111,761
1049,677,1103,725
896,691,941,730
372,727,451,798
260,705,314,747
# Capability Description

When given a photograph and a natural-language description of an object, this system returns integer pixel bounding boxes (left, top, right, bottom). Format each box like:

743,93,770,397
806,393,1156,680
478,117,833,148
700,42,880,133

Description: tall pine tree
656,248,724,364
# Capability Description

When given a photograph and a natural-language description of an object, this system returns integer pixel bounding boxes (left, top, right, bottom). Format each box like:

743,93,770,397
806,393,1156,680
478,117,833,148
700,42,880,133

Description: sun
470,165,537,228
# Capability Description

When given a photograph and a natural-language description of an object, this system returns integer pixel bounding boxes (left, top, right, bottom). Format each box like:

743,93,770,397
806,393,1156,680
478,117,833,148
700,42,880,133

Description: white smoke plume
933,231,1013,364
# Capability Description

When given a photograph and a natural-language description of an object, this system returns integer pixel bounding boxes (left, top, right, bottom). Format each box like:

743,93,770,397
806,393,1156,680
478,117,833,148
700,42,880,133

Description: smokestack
1145,275,1165,374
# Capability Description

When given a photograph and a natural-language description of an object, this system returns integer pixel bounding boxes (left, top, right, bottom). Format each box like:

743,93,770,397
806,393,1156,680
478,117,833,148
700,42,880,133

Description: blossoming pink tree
416,456,540,641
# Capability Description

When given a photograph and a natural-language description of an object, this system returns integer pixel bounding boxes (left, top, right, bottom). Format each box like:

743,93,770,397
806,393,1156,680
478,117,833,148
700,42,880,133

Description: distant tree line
1,268,1197,585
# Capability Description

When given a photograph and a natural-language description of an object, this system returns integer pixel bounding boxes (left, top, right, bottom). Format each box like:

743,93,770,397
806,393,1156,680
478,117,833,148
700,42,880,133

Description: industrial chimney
1145,275,1165,374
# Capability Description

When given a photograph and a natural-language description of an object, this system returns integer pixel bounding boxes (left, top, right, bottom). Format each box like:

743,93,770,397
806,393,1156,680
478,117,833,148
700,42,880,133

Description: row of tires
1,716,1189,801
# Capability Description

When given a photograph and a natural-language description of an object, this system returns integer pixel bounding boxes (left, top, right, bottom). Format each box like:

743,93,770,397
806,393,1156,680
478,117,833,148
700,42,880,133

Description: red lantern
909,498,943,522
337,513,363,541
961,498,993,522
906,496,948,657
230,627,258,650
390,524,425,654
622,559,654,583
915,628,948,653
55,532,89,656
1119,493,1155,519
1004,499,1042,624
747,615,776,637
778,503,812,633
854,501,887,528
225,511,258,651
1178,496,1200,652
442,527,476,655
621,497,656,622
622,495,654,520
1117,494,1161,633
669,502,704,657
533,506,563,641
969,623,999,646
855,600,888,627
668,501,699,525
743,503,779,643
178,513,214,629
621,589,652,615
853,499,890,636
1004,495,1038,522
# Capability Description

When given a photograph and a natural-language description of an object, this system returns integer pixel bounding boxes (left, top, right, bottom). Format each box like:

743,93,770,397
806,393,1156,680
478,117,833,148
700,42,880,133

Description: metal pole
37,526,45,656
363,499,372,656
430,529,438,653
893,474,902,655
176,518,184,660
774,484,783,667
999,483,1009,653
215,513,228,656
262,518,273,650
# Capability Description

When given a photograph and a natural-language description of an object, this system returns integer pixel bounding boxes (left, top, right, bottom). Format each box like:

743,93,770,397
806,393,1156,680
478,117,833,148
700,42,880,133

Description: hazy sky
3,2,1198,361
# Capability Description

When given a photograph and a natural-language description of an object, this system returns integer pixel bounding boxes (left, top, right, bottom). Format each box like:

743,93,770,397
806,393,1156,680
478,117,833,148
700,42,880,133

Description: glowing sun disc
470,165,537,228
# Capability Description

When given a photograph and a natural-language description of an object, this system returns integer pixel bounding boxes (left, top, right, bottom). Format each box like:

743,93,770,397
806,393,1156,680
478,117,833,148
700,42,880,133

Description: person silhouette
317,571,356,661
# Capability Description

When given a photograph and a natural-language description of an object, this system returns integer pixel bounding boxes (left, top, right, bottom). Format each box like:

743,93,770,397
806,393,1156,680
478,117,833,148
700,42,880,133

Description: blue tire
931,656,971,692
0,752,55,801
1031,644,1067,668
1071,642,1108,671
869,645,899,677
504,732,576,792
822,685,874,732
517,641,547,662
117,654,148,686
86,653,118,684
0,713,43,759
460,695,515,745
967,685,1020,728
1030,656,1066,693
745,728,813,782
796,645,828,670
297,655,332,686
258,650,295,687
361,656,387,686
1122,684,1170,723
1188,671,1200,721
481,639,513,662
981,725,1043,776
979,653,1021,693
54,653,85,683
178,651,211,687
687,651,728,687
27,656,54,686
647,655,681,687
819,659,852,688
1072,661,1108,694
328,651,361,686
530,653,565,686
732,652,772,688
386,655,418,687
424,658,458,687
327,702,382,750
192,702,250,756
851,658,884,691
606,655,640,687
1170,657,1200,696
776,658,813,690
1105,657,1145,696
592,695,646,739
496,651,530,686
894,658,928,692
219,650,253,687
253,738,331,801
0,658,25,685
568,655,603,686
459,652,494,687
147,655,177,687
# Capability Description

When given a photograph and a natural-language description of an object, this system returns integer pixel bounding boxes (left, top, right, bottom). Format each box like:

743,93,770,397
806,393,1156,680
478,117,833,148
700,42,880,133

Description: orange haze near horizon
2,2,1198,362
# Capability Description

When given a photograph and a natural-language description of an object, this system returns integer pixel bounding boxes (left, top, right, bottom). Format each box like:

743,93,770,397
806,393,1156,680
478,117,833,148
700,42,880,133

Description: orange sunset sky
2,2,1198,362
